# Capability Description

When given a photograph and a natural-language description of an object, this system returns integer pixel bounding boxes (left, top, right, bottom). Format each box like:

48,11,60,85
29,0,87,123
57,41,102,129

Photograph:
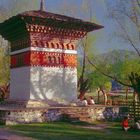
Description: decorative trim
10,47,77,55
26,24,87,38
11,33,77,52
30,37,76,50
11,51,77,68
11,37,30,52
10,48,30,55
11,52,30,68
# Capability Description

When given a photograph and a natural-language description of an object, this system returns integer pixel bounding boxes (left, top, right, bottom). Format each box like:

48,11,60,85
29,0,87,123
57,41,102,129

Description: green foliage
87,69,111,91
0,47,10,86
122,59,140,76
109,58,140,85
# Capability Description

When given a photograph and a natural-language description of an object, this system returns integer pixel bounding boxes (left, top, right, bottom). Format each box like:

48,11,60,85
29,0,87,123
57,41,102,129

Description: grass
3,121,140,140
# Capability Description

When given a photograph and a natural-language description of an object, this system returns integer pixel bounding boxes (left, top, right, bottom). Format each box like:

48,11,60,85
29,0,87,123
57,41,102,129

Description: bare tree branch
136,0,140,7
114,16,140,56
106,0,140,57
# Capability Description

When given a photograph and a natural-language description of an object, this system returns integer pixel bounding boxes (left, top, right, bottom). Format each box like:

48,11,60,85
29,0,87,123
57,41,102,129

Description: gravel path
0,128,35,140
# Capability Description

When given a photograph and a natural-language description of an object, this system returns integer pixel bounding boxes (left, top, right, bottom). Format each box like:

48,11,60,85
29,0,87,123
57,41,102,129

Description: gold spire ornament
40,0,45,11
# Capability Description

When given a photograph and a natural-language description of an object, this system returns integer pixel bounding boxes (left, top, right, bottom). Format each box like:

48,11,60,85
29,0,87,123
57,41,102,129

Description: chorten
0,0,103,106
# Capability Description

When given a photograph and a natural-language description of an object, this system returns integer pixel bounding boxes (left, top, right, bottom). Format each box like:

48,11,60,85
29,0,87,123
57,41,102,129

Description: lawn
4,121,140,140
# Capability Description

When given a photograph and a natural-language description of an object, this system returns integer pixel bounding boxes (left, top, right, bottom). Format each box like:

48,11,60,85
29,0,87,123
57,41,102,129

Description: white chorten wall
10,67,30,100
10,66,77,103
30,67,77,103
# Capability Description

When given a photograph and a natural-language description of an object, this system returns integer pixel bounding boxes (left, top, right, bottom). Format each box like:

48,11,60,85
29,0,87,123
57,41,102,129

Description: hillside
94,49,138,64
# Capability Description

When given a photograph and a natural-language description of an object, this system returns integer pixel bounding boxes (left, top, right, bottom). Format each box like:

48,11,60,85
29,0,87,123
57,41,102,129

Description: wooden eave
21,10,104,32
0,10,104,41
0,16,29,41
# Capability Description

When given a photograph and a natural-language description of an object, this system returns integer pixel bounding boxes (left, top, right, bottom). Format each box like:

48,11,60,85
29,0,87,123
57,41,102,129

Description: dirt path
77,123,112,134
0,128,35,140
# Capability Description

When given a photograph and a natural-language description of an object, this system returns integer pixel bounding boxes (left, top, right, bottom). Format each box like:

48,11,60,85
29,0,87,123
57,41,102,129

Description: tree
106,0,140,56
77,0,101,100
87,69,111,105
0,83,10,101
77,36,93,100
0,46,10,100
0,47,10,85
87,0,140,101
77,33,99,100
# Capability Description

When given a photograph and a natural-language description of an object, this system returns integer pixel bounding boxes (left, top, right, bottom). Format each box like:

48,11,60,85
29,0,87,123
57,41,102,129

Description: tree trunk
133,91,139,103
77,43,87,99
125,87,129,104
97,89,100,104
137,92,140,102
138,94,140,102
0,83,10,100
78,92,85,100
100,87,107,105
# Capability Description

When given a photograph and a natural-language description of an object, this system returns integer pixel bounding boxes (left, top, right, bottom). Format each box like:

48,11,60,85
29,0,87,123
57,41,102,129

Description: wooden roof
0,10,103,41
20,10,103,31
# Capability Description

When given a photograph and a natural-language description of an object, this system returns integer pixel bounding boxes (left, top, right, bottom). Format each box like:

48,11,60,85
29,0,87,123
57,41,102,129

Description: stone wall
0,106,128,125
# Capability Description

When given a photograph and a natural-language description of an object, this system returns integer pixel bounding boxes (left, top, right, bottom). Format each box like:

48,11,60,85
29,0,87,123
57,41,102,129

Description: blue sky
45,0,133,54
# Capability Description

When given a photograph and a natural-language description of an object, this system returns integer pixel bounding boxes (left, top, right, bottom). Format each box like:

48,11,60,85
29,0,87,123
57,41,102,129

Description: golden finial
40,0,45,11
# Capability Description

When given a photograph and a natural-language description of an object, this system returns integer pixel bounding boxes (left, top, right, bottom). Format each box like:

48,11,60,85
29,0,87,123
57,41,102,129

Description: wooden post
98,90,100,104
125,87,128,105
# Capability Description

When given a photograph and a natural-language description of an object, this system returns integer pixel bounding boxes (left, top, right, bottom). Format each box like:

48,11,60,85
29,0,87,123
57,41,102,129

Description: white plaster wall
10,66,77,104
30,67,77,104
10,67,30,100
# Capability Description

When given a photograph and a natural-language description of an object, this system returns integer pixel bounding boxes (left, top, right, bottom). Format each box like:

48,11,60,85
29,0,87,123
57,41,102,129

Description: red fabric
122,120,129,127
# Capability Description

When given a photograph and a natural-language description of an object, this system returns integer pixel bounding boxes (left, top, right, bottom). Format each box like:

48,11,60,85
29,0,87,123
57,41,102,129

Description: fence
129,102,140,119
105,100,128,106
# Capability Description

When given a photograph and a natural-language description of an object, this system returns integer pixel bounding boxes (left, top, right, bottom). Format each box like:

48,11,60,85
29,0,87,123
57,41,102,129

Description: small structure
0,2,129,126
0,1,103,107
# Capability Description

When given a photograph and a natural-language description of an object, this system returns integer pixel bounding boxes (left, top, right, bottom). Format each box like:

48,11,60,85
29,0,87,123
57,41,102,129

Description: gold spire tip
40,0,45,11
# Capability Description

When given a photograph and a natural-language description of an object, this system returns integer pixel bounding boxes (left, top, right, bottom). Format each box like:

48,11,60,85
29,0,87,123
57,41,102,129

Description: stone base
1,99,68,108
26,100,50,108
0,100,49,108
0,106,128,125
